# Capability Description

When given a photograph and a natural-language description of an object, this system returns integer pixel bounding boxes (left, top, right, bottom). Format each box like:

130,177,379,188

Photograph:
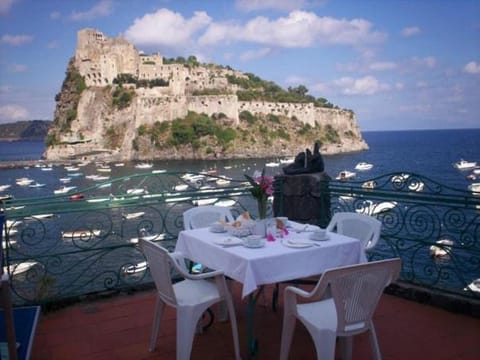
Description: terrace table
175,223,367,359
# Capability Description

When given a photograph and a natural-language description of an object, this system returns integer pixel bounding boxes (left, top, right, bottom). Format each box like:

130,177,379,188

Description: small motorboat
28,182,46,188
335,170,356,180
135,162,153,169
62,229,102,239
123,211,145,220
16,177,34,186
453,159,477,170
468,183,480,194
54,186,77,194
0,184,11,192
362,180,377,189
429,239,453,257
464,278,480,293
355,162,373,171
70,194,85,201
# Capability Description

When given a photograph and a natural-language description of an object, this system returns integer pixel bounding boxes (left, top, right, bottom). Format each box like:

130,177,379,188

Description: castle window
218,101,222,105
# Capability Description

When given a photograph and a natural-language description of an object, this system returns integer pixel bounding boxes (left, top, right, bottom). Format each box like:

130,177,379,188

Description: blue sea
1,129,479,197
1,129,479,297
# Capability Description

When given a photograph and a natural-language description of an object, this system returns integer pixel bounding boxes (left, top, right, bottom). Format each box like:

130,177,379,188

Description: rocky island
44,28,368,161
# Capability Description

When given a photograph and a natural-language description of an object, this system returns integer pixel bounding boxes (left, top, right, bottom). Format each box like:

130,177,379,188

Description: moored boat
335,170,356,180
453,159,477,170
355,162,373,171
429,239,453,257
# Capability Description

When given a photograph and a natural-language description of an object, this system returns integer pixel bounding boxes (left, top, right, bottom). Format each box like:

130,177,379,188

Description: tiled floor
31,282,479,360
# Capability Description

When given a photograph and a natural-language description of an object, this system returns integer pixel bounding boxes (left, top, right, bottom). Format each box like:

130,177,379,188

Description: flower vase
257,197,267,220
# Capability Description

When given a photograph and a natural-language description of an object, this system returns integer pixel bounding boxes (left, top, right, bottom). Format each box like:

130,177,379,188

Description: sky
0,0,479,131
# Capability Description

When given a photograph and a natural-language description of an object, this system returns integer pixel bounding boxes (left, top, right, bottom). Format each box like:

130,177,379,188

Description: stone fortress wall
45,28,367,160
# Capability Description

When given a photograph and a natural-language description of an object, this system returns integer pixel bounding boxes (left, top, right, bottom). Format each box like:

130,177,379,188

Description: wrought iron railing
1,171,479,306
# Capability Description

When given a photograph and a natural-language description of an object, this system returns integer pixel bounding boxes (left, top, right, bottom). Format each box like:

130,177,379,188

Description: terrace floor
31,282,479,360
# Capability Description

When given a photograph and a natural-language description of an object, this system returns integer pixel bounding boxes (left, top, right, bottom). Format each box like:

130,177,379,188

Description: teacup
311,229,327,240
243,235,264,247
210,222,225,233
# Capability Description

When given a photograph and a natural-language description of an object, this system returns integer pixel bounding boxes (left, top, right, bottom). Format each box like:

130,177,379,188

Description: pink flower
266,233,275,242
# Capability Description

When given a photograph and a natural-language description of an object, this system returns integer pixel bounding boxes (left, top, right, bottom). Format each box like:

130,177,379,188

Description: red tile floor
31,282,479,360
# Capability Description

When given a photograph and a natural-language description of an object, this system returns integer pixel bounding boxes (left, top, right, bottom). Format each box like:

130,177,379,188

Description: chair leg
177,307,206,360
339,336,353,360
368,323,382,360
149,296,165,352
279,313,296,360
225,296,242,360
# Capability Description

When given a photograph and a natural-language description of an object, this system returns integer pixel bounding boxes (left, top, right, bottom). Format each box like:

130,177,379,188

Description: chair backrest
183,205,234,230
326,212,382,250
315,258,401,336
139,239,178,307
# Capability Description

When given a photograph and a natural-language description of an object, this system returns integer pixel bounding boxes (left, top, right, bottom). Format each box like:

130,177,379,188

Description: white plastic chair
183,205,234,230
326,212,382,250
280,258,401,360
139,239,241,360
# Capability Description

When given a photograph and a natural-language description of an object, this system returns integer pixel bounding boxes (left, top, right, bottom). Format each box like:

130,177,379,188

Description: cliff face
43,28,368,161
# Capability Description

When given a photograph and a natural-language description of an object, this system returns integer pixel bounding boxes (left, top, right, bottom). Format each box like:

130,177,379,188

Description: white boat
16,177,34,186
216,177,231,186
123,261,147,274
280,157,294,164
135,162,153,169
151,169,167,174
28,182,46,188
465,278,480,293
26,214,54,220
192,198,218,206
174,183,189,191
335,170,356,180
355,162,373,171
454,159,477,170
362,181,377,189
40,166,53,171
473,168,480,175
96,167,111,173
356,200,397,216
126,188,147,195
408,181,425,192
468,183,480,193
3,261,39,276
59,177,72,183
265,161,280,167
62,229,102,239
0,184,11,192
65,166,80,172
54,186,77,194
429,239,453,257
114,162,125,167
123,211,145,220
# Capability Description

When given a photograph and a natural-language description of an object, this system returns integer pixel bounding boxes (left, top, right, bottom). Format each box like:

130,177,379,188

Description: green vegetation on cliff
132,110,340,158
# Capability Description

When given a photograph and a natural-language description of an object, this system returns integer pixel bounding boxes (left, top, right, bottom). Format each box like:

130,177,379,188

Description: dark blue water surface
1,129,479,196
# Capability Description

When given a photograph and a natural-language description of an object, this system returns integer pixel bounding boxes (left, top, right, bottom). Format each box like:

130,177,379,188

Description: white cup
312,229,327,240
244,235,264,247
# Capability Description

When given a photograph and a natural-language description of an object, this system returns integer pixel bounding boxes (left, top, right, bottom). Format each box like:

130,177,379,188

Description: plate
209,226,227,233
309,233,329,241
213,237,244,246
282,239,314,248
243,242,265,248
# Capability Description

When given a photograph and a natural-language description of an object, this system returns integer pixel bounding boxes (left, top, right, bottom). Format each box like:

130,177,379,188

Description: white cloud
411,56,436,68
69,0,113,21
199,10,386,48
124,9,211,49
239,47,273,61
235,0,325,12
369,61,397,71
10,63,27,72
0,34,33,46
50,11,61,20
416,81,428,88
0,0,16,16
0,104,29,122
47,41,59,49
401,26,421,37
464,61,480,74
333,75,390,95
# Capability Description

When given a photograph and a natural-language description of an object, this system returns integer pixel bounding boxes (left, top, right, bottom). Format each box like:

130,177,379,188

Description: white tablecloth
175,226,367,298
